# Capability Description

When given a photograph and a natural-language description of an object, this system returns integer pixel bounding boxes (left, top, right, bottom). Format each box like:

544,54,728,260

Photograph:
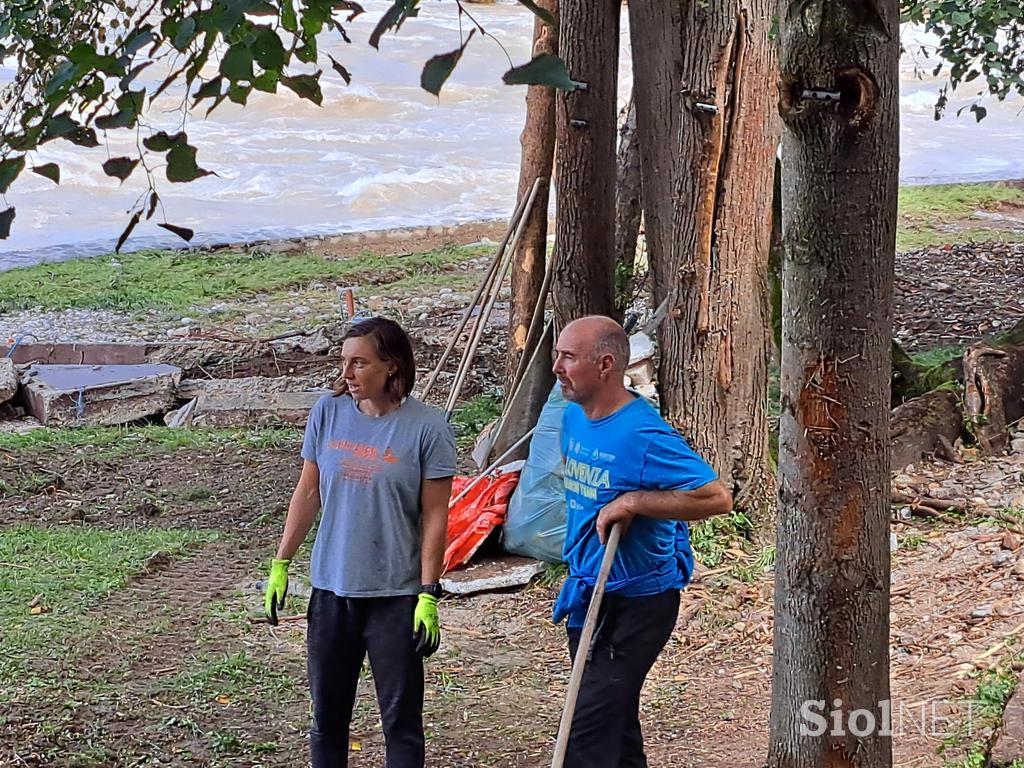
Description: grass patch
450,393,503,449
163,650,298,708
0,425,301,456
0,244,487,314
0,524,216,692
940,653,1023,768
897,182,1024,251
691,508,754,568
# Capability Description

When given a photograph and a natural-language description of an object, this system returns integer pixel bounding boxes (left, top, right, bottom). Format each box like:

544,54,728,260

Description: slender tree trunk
552,0,619,327
628,1,779,520
613,95,642,321
507,0,558,385
767,0,900,765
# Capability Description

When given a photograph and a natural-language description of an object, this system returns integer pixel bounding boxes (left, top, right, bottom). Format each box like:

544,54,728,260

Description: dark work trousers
306,588,424,768
565,588,680,768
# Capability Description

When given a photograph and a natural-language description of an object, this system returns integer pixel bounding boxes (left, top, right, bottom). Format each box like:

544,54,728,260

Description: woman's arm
419,476,453,584
275,459,322,560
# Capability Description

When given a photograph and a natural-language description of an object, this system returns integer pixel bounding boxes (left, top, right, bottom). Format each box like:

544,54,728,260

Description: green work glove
412,592,441,657
264,558,290,626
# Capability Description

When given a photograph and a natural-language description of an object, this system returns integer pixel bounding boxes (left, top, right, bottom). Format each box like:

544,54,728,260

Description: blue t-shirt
554,395,718,627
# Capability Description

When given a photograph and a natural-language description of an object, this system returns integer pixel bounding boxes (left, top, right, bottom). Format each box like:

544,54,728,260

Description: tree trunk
613,95,642,321
627,1,779,520
552,0,619,327
767,0,900,765
507,0,559,386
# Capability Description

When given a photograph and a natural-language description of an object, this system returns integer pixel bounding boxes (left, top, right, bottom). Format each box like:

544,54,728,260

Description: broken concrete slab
0,342,152,366
175,377,328,426
0,358,17,404
991,674,1024,767
441,555,546,596
22,364,181,427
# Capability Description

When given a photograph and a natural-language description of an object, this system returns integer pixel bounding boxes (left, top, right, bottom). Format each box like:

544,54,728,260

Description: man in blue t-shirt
552,315,733,768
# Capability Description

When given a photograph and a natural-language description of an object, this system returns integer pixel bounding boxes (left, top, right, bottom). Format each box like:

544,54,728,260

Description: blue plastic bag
501,382,568,563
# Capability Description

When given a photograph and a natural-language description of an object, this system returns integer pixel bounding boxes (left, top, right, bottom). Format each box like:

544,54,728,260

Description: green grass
897,182,1024,251
0,524,216,692
691,507,754,568
450,393,503,449
0,424,301,455
162,650,298,707
0,244,487,314
940,652,1022,768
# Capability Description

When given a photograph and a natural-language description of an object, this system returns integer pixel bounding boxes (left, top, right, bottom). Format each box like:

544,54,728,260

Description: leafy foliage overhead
902,0,1024,120
0,0,574,246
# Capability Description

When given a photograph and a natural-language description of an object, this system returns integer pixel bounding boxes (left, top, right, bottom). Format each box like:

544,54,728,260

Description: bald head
564,316,631,373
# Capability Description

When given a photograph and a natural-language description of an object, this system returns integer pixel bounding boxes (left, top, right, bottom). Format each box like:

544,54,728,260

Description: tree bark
767,0,900,766
552,0,620,327
507,0,559,386
628,1,779,520
613,95,642,321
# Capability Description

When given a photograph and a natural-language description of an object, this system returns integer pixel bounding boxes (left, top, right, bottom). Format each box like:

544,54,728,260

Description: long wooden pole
419,189,532,401
551,522,623,768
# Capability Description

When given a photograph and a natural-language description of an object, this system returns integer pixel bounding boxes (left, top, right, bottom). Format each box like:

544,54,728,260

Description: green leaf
516,0,556,27
166,144,214,183
158,222,195,242
0,155,27,193
328,55,352,85
420,30,474,97
253,70,280,93
174,16,198,51
252,26,286,70
970,103,988,122
220,44,254,81
280,73,323,105
193,77,225,102
228,83,252,104
144,131,187,152
0,207,14,240
32,163,61,185
147,190,160,220
502,53,584,91
281,0,299,32
102,156,140,182
42,113,79,142
369,0,419,49
68,126,100,147
115,210,142,253
124,28,156,56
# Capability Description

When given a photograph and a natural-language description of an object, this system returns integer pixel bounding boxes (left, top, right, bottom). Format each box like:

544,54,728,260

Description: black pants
565,589,680,768
307,589,424,768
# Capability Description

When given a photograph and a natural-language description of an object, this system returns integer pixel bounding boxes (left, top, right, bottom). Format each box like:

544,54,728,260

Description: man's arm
595,480,733,544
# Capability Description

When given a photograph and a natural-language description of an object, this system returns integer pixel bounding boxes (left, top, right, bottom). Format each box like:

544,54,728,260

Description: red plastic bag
443,471,520,573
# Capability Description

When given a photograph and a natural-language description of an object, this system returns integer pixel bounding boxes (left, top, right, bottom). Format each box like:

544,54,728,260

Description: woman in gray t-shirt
264,316,456,768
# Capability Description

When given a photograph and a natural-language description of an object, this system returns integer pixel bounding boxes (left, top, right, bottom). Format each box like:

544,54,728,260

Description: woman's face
340,336,396,402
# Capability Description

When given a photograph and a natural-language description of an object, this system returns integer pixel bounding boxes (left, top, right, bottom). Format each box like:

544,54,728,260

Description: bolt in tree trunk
614,95,642,321
552,0,620,327
627,0,780,520
507,0,559,386
767,0,899,766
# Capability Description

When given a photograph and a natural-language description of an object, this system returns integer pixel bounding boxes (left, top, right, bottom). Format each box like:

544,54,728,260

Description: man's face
552,324,602,404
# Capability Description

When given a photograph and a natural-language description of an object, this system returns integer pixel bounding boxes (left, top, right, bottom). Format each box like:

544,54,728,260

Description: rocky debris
0,358,17,404
21,364,181,427
894,241,1024,352
893,451,1024,515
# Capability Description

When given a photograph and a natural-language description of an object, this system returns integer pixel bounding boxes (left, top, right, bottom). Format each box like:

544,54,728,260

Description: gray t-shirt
301,394,456,597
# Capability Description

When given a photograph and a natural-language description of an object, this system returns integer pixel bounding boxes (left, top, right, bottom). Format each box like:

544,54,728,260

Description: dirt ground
2,440,1023,767
2,224,1024,766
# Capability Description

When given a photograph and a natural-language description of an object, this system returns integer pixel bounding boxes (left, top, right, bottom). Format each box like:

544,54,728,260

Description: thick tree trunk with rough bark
614,96,642,320
767,0,900,766
627,1,779,519
507,0,558,385
552,0,619,327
